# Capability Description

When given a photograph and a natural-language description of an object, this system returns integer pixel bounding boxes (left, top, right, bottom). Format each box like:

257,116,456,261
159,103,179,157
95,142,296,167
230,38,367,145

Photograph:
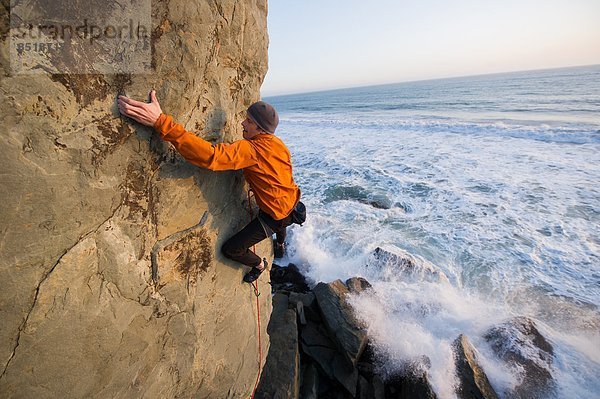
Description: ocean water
265,65,600,399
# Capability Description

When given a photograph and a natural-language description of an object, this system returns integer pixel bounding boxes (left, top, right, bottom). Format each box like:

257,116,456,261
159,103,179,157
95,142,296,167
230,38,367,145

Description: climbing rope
247,188,263,398
250,281,262,398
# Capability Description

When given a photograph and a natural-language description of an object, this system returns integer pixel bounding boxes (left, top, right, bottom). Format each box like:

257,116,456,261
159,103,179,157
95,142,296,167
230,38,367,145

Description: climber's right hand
117,90,163,127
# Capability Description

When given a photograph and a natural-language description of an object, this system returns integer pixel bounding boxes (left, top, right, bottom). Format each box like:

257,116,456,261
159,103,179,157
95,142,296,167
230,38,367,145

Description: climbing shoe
274,241,285,259
243,258,267,283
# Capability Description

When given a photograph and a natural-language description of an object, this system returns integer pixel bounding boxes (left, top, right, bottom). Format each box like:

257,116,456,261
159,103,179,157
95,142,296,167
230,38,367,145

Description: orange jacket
154,113,300,220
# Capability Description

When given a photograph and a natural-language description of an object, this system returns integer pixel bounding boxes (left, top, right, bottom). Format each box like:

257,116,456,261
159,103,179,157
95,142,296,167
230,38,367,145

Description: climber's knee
221,240,238,260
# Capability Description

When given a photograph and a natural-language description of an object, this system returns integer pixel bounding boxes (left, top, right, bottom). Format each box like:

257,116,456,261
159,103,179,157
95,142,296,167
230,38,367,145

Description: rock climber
117,90,302,283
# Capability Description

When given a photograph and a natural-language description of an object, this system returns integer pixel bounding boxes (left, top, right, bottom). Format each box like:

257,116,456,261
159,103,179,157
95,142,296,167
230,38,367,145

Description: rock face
0,0,271,397
346,277,373,294
270,263,311,292
260,267,553,399
484,317,555,399
453,334,499,399
366,247,450,285
301,321,359,396
258,274,448,398
313,280,369,367
385,368,438,399
255,293,300,399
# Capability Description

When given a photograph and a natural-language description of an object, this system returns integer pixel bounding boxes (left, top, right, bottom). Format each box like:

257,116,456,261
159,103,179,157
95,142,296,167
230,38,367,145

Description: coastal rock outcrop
255,292,300,399
301,320,359,396
270,263,311,292
261,264,555,399
383,367,438,399
313,280,369,367
323,185,393,210
366,247,450,284
260,270,442,398
453,334,499,399
484,317,555,399
0,0,270,397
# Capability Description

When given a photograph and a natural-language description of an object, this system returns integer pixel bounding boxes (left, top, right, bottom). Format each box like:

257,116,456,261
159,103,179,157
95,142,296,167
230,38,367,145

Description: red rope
250,281,262,398
247,188,262,398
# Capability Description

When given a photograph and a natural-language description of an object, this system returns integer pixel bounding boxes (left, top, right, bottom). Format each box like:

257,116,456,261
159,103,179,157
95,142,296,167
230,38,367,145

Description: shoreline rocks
262,263,555,399
484,317,556,399
453,334,499,399
366,247,450,285
255,293,300,398
263,266,442,398
313,279,368,367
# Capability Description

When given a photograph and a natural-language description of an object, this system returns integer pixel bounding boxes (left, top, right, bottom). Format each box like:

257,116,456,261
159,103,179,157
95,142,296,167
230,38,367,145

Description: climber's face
242,115,263,139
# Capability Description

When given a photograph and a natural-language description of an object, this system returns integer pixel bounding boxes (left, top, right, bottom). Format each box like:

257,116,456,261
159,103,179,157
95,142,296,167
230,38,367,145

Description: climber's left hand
117,90,163,127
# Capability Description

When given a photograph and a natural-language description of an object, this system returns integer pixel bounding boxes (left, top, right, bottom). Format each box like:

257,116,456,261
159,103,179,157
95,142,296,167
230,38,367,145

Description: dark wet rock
366,247,450,284
314,280,368,367
372,375,385,399
385,367,438,399
288,291,321,322
317,376,336,397
301,322,358,396
320,389,355,399
394,201,413,213
323,185,393,210
364,195,393,210
484,317,555,399
270,263,310,293
299,362,319,399
453,334,499,399
296,300,307,325
346,277,373,294
260,269,448,399
358,342,377,364
255,292,300,399
357,362,375,380
357,375,374,399
405,182,434,197
289,291,316,308
323,185,367,204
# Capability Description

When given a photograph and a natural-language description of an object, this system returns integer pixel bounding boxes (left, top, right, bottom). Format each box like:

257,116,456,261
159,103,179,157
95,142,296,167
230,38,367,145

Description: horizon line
262,63,599,99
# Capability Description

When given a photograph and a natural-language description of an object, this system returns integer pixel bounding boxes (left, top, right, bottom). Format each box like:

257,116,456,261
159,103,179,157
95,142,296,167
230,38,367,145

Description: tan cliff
0,0,272,397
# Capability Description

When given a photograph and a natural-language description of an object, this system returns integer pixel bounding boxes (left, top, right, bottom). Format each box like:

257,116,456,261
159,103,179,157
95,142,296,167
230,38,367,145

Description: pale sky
261,0,600,96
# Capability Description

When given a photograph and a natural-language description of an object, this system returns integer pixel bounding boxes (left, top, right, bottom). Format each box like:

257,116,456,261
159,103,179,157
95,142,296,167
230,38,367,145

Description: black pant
221,210,292,267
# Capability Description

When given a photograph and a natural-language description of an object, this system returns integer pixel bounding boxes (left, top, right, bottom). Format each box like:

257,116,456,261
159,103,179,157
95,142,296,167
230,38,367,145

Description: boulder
323,185,393,210
385,367,438,399
484,317,555,399
270,263,311,293
357,375,374,399
0,0,271,397
300,321,358,397
357,361,375,381
346,277,373,294
372,375,386,399
299,362,319,399
397,372,438,399
296,300,307,325
313,280,368,367
366,247,450,284
255,292,300,399
288,291,321,322
453,334,499,399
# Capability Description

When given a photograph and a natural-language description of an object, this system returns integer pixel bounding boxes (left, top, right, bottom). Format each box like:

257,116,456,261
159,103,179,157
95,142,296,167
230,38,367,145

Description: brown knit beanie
247,101,279,134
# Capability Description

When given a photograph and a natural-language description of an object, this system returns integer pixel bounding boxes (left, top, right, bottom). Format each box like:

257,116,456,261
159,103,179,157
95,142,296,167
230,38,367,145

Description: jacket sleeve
153,113,258,171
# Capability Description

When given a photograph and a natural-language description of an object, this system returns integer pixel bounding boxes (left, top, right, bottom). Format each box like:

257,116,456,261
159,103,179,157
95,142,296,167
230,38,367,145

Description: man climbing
117,90,300,283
